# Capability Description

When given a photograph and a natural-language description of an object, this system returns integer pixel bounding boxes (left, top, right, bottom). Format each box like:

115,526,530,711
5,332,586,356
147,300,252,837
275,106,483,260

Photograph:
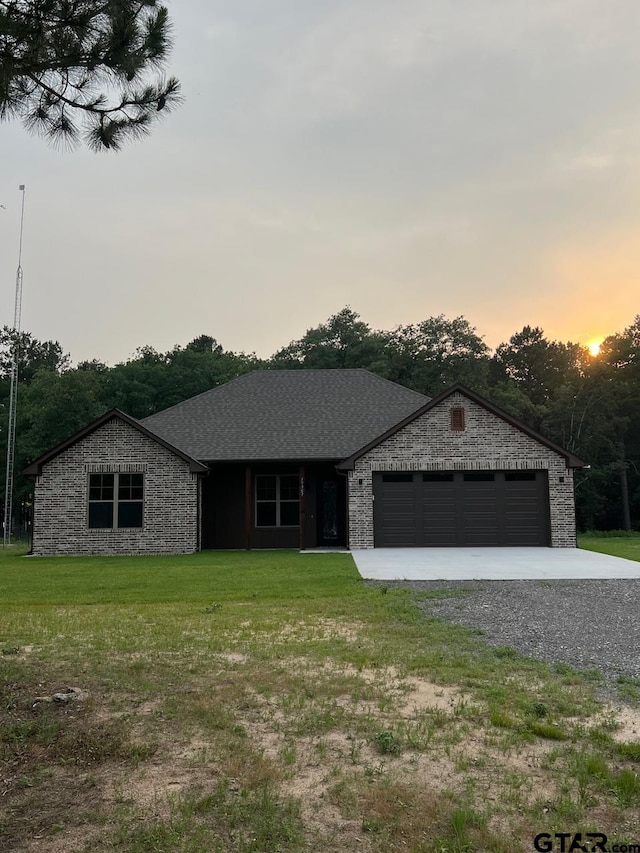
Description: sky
1,0,639,365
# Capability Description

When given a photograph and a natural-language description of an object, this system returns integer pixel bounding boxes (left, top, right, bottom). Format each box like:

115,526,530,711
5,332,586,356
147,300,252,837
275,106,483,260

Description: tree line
1,308,638,533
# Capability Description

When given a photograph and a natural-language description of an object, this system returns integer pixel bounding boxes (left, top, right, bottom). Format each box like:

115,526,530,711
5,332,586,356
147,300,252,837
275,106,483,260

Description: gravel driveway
385,579,640,687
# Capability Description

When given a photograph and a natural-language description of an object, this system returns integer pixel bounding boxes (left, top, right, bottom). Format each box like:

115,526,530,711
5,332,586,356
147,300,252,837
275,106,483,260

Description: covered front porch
200,462,347,550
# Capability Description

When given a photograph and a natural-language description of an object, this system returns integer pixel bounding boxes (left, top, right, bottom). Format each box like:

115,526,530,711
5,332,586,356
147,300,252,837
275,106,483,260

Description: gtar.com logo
533,834,640,853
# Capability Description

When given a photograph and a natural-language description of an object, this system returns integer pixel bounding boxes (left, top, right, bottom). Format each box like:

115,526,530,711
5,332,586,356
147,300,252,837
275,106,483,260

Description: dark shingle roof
141,369,428,461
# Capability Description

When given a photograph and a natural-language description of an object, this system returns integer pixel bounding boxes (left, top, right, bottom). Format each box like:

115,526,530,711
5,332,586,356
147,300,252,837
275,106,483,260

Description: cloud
259,0,640,126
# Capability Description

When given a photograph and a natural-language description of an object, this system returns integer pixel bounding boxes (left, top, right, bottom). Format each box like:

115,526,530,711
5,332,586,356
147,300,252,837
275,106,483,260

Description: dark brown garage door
373,471,550,547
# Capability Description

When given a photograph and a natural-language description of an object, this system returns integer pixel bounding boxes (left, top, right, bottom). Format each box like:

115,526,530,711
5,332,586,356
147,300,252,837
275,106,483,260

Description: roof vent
450,407,465,432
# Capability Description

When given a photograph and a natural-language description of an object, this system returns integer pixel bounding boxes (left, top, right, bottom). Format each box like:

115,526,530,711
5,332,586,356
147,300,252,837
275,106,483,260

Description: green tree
0,326,69,382
0,0,180,150
19,366,107,462
384,315,490,395
541,379,630,531
271,308,389,372
491,326,584,406
89,337,259,419
594,317,640,530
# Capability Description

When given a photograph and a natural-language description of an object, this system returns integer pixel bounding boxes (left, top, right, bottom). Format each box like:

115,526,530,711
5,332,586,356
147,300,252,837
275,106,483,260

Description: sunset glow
588,341,602,357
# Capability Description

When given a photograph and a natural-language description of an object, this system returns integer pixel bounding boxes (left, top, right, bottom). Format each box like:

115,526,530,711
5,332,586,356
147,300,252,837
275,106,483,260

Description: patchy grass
1,546,639,852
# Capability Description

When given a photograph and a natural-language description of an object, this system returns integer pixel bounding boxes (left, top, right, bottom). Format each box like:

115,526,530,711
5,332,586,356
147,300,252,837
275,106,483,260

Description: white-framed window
88,473,144,529
255,474,299,527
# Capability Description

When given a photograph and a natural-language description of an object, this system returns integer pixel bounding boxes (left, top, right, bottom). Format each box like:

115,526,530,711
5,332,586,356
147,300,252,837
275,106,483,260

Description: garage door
373,471,550,547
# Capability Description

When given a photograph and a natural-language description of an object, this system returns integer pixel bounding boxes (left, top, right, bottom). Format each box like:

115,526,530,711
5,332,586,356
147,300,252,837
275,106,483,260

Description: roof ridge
142,368,429,423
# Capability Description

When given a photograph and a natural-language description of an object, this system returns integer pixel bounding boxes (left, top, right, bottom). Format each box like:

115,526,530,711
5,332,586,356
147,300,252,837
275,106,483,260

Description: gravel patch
379,579,640,689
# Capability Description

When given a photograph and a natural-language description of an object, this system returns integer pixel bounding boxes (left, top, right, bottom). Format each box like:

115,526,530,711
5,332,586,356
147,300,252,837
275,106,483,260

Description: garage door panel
503,478,547,545
375,481,417,546
374,470,549,547
422,512,457,545
420,482,457,545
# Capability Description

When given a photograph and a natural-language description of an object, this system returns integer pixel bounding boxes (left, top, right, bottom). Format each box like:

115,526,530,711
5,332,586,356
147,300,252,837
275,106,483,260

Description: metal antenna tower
4,185,26,547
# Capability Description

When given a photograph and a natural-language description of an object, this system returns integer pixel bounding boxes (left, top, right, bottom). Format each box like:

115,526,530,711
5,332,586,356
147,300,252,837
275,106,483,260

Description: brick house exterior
27,413,206,556
342,392,577,548
24,372,583,556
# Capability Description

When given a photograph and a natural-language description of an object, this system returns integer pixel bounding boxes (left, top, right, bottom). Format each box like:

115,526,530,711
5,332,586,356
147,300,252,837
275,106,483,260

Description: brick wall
348,392,577,549
31,417,201,556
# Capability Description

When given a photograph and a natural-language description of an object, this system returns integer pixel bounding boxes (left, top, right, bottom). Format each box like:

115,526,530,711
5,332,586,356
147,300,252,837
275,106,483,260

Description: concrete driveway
351,547,640,580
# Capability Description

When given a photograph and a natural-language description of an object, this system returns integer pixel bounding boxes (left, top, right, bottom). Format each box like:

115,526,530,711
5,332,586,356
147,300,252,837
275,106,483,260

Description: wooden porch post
299,465,306,551
245,465,252,550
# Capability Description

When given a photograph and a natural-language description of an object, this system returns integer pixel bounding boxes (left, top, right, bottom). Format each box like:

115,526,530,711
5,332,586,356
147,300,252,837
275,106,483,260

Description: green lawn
2,545,639,852
579,532,640,562
0,548,363,606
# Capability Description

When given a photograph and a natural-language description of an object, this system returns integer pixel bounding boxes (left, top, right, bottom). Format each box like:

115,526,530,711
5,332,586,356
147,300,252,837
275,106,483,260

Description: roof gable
337,384,585,469
23,410,208,477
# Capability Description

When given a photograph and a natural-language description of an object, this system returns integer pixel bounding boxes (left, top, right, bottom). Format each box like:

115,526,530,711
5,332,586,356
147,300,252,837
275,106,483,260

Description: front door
316,478,346,546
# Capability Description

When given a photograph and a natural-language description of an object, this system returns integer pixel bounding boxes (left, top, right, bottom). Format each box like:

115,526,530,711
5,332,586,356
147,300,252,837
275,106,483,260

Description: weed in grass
373,730,403,756
453,751,475,772
363,761,386,781
573,752,609,805
616,741,640,762
110,817,191,853
489,708,516,729
547,791,583,823
401,716,436,751
526,721,568,741
432,803,487,853
314,739,328,760
612,768,640,808
361,813,386,834
423,706,451,729
486,685,508,704
347,736,362,764
616,675,640,703
291,698,345,737
502,771,531,810
279,742,297,767
222,743,281,791
327,776,359,817
221,782,304,852
588,727,616,750
494,645,518,660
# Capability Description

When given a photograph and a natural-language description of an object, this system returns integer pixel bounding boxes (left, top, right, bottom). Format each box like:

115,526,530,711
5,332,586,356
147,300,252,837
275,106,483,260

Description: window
255,475,299,527
382,473,413,483
463,472,495,482
450,407,465,431
423,472,454,482
88,473,143,529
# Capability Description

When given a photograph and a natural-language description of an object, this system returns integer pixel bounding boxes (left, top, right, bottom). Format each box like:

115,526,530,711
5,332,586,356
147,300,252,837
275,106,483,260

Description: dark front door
316,478,346,546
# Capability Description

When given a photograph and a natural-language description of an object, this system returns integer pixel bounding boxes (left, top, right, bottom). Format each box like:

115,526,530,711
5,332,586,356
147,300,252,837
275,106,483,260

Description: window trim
87,472,144,530
255,474,300,528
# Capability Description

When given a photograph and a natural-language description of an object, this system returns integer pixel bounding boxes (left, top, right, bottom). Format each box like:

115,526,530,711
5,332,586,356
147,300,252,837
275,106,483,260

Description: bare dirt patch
5,648,639,852
604,704,640,742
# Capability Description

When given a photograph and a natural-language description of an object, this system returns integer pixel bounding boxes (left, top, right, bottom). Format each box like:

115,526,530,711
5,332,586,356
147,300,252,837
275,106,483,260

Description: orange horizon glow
587,340,603,357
